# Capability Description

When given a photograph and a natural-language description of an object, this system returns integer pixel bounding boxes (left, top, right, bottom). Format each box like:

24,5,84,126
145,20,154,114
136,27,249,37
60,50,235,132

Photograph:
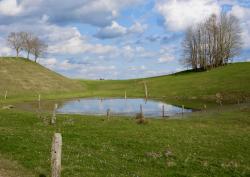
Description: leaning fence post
51,104,58,124
51,133,62,177
162,105,165,118
4,90,7,100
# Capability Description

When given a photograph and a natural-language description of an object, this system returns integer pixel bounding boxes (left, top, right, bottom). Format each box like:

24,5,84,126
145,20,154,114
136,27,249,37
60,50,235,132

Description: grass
80,62,250,108
0,57,250,176
1,57,249,109
0,107,249,177
0,57,84,97
0,154,34,177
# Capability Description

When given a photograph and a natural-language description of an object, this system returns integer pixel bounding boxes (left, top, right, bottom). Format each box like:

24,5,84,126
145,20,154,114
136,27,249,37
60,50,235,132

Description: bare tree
182,12,242,71
31,37,47,63
7,32,24,57
22,32,35,59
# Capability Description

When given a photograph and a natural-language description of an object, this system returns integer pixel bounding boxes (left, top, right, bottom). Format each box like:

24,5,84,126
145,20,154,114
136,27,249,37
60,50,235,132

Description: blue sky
0,0,249,79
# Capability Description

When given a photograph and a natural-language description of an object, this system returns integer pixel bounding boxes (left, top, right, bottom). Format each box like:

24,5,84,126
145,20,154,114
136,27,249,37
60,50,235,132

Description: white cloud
128,22,147,34
95,21,127,39
0,0,143,27
156,0,220,31
157,44,178,63
158,55,175,63
95,21,147,39
129,65,146,71
231,5,250,49
0,46,12,56
39,58,58,69
0,0,23,16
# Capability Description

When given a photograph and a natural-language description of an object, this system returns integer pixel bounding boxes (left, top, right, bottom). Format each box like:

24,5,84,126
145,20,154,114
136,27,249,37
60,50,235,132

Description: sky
0,0,250,79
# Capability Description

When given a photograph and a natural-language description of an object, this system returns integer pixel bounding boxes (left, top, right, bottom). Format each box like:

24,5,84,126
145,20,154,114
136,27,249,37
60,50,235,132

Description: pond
16,98,193,118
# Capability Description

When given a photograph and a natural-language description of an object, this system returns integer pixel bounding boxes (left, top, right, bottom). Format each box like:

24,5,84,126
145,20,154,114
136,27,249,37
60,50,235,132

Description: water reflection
56,98,192,117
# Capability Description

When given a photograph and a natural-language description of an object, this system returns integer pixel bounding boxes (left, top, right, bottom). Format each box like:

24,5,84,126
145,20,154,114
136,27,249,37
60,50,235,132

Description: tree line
7,32,47,62
182,13,242,71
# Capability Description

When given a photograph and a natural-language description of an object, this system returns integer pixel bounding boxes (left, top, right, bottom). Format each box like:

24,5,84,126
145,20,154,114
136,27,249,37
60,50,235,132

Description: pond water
55,98,192,117
15,98,193,118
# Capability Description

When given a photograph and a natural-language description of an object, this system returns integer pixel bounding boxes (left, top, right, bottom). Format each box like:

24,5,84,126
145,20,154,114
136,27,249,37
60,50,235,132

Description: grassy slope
82,62,250,108
0,57,84,99
0,58,249,176
0,57,249,109
0,107,249,177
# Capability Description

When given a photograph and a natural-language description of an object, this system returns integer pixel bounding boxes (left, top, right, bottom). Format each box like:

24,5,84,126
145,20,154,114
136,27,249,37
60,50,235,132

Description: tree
22,32,34,59
31,37,47,63
7,32,24,57
182,12,242,71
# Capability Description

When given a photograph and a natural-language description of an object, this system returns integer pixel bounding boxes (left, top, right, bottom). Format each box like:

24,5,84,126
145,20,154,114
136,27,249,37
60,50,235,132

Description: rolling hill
81,62,250,106
1,57,249,108
0,57,84,98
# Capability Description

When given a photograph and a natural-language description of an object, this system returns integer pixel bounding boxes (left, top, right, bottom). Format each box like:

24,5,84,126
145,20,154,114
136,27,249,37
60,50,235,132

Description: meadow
0,57,249,176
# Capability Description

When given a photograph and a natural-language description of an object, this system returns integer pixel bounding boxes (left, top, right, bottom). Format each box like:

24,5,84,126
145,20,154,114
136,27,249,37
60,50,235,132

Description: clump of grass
135,113,143,119
216,92,223,106
135,113,148,124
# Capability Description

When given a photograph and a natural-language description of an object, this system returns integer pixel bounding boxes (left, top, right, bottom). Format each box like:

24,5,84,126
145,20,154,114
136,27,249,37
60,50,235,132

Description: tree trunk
27,51,30,59
16,49,19,57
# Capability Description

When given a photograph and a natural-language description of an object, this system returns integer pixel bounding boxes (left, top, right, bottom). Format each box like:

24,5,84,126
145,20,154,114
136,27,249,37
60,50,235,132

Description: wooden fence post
162,105,165,118
125,91,127,100
107,109,111,119
51,104,58,124
140,104,143,116
51,133,62,177
203,104,207,111
182,105,184,115
144,82,148,101
4,90,7,100
38,94,41,110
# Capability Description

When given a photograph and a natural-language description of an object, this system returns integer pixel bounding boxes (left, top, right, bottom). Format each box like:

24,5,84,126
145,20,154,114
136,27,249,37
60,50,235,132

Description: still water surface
55,98,192,117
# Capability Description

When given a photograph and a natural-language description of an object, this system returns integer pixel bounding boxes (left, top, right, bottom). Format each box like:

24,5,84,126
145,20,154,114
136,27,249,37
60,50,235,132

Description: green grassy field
0,57,250,176
81,62,250,108
0,107,249,177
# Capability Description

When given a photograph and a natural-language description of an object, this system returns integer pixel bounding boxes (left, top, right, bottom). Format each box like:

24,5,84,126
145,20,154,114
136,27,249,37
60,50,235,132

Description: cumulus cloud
0,0,143,27
95,21,127,39
156,0,220,31
0,20,117,56
231,5,250,49
39,57,58,69
0,0,23,16
158,55,175,63
128,22,147,34
157,45,177,63
95,21,147,39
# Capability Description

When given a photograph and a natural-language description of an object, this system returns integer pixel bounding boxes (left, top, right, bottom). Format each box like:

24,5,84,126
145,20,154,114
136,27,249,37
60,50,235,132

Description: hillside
1,57,249,108
0,57,84,98
82,62,250,106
